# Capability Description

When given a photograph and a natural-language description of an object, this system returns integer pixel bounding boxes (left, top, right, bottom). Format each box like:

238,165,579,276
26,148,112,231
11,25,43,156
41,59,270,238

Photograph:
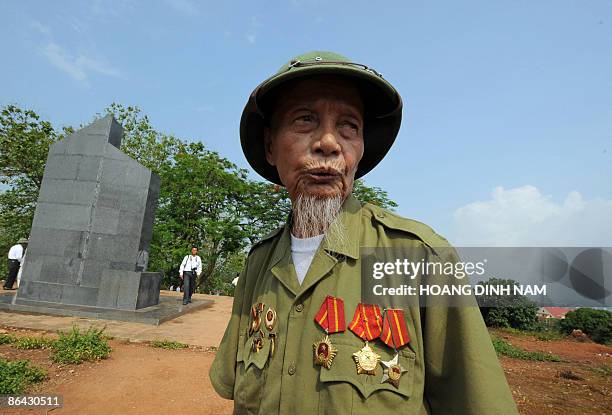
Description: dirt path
492,329,611,415
2,338,233,415
1,325,610,414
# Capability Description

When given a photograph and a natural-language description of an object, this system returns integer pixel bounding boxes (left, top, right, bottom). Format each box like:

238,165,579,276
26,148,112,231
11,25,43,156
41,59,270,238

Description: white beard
291,194,346,247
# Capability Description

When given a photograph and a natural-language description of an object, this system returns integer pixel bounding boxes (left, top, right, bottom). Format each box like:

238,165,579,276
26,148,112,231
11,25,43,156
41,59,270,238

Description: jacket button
295,303,304,312
288,363,296,375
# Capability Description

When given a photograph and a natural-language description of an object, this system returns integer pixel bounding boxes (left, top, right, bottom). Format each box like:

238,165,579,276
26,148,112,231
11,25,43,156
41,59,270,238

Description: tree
0,105,71,273
353,179,397,210
560,308,612,344
476,278,539,330
152,142,250,290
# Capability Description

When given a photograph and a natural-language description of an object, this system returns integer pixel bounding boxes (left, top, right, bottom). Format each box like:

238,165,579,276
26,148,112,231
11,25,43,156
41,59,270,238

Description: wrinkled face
191,247,198,256
264,76,365,201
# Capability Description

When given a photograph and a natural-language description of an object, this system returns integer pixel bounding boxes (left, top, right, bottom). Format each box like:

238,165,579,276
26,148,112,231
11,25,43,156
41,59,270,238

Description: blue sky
2,0,611,245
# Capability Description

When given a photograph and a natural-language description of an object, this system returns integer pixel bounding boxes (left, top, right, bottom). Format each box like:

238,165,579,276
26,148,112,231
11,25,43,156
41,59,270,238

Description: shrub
151,339,189,349
560,308,612,344
0,359,47,394
0,333,14,344
13,336,55,350
477,278,539,330
51,326,112,364
491,337,564,362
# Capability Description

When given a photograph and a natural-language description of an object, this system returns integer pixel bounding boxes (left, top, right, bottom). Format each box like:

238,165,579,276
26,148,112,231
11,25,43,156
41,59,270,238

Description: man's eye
341,121,360,133
295,115,314,123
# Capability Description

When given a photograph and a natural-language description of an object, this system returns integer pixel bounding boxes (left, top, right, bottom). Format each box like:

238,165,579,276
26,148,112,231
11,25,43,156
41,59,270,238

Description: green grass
51,326,112,364
492,337,564,362
588,364,612,377
0,358,47,394
13,336,55,350
0,333,14,344
535,331,567,342
495,327,566,342
150,339,189,349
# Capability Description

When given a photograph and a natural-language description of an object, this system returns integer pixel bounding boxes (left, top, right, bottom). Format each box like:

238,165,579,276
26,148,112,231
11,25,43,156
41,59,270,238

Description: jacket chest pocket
234,334,270,415
317,342,415,415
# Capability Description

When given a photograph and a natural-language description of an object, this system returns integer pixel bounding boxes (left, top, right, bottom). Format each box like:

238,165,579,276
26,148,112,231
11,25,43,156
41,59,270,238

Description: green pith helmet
240,51,403,185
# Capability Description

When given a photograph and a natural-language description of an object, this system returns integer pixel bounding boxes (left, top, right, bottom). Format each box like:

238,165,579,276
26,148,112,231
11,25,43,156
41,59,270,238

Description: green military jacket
209,195,518,415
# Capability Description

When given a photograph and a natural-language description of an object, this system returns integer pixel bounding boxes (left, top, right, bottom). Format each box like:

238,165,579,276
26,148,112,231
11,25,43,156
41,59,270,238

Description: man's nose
314,125,341,157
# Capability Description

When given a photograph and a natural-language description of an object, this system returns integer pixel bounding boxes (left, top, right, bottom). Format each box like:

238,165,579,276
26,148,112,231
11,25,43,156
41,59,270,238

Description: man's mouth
305,167,342,182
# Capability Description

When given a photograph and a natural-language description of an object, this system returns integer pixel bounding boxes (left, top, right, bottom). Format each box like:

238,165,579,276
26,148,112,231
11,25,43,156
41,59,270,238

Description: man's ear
263,126,276,166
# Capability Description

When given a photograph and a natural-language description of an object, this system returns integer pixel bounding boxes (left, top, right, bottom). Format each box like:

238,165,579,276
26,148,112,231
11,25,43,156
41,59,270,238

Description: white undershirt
290,233,325,285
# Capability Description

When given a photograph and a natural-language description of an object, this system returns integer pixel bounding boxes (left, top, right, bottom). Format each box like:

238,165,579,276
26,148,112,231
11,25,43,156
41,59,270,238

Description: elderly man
210,51,518,414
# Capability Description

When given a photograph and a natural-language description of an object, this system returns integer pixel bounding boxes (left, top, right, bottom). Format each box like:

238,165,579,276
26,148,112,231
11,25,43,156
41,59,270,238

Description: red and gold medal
349,303,382,375
380,308,410,349
380,308,410,387
313,296,346,369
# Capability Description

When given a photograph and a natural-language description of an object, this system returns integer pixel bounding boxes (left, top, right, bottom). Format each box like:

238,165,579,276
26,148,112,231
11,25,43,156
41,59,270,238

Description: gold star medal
348,303,383,375
313,296,346,369
352,341,381,375
313,335,338,369
381,353,407,388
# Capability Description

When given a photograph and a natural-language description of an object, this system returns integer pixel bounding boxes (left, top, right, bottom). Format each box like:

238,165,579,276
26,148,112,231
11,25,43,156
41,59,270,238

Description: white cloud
75,55,121,77
43,43,87,82
42,42,121,84
451,185,612,246
246,34,256,44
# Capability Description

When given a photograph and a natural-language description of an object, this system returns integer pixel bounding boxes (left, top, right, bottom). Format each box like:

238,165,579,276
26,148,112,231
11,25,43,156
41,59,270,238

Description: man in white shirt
179,246,202,305
3,238,27,290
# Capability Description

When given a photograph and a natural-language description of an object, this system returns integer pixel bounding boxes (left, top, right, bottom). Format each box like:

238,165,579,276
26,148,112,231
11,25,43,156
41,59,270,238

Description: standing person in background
3,238,28,290
179,246,202,305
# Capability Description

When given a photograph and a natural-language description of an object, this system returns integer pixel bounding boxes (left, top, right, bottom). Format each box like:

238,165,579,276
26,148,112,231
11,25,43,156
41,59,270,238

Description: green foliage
0,358,47,394
150,339,189,349
51,326,111,364
477,278,539,330
0,333,14,344
535,331,566,342
13,336,54,350
491,337,564,362
353,179,398,210
203,250,246,296
560,308,612,344
0,105,70,273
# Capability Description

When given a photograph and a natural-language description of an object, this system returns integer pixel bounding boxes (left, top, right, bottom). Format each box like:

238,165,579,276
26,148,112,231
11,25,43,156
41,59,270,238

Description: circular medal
264,307,277,331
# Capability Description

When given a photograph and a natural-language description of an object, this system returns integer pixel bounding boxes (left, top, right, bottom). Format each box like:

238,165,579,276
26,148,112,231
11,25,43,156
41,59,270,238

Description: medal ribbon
381,308,410,348
314,296,346,334
349,303,382,341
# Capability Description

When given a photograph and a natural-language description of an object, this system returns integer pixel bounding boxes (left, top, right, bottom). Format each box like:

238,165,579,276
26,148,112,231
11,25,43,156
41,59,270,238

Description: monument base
0,291,213,325
17,271,163,311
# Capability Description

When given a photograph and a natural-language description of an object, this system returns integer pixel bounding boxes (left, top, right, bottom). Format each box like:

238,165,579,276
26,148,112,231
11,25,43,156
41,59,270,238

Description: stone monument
17,115,162,310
